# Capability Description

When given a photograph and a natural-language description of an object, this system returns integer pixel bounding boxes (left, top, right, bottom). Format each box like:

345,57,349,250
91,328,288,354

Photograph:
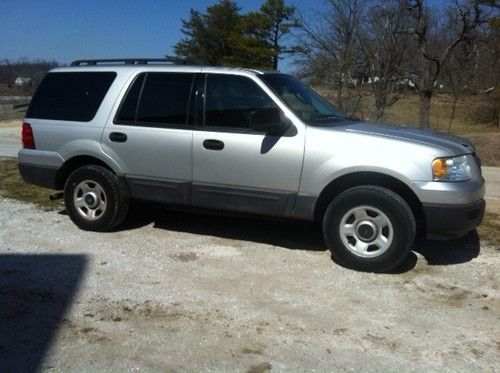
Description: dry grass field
334,90,499,167
0,82,34,96
0,108,25,123
363,92,497,133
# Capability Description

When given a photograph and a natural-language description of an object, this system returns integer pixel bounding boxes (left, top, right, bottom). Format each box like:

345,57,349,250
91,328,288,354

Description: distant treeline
0,58,57,87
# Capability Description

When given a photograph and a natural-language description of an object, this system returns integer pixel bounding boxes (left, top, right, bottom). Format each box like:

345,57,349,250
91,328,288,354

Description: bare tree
494,18,500,128
438,2,499,129
298,0,368,116
358,0,410,120
476,1,499,128
403,0,483,128
443,39,477,131
294,0,497,127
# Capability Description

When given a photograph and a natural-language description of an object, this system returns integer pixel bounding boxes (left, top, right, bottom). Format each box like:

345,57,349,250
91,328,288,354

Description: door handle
203,139,224,151
109,132,127,143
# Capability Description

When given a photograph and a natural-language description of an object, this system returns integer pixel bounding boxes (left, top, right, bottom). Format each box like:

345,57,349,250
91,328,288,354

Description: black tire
322,185,416,273
64,165,129,231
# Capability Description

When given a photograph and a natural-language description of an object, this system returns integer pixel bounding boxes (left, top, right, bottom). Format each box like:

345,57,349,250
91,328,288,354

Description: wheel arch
313,171,424,234
55,155,117,190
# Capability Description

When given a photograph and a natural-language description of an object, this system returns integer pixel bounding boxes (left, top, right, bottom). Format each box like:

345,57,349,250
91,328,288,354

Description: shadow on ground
121,205,326,251
0,254,87,372
119,205,481,271
413,231,480,265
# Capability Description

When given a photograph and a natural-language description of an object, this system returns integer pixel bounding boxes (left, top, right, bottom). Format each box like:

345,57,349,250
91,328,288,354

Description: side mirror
249,108,290,135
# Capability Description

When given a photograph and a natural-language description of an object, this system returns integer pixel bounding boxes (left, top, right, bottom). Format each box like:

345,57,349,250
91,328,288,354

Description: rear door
101,71,196,204
191,73,305,217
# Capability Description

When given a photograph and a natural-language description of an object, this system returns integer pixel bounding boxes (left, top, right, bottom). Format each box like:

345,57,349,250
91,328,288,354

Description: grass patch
0,107,26,122
359,91,498,134
461,133,500,167
0,158,61,209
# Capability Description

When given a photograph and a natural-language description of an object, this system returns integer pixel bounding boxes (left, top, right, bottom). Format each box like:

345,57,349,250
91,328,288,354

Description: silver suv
18,58,485,272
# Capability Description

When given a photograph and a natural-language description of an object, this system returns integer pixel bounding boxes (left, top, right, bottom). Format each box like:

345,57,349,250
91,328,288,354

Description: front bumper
410,178,485,205
422,199,485,239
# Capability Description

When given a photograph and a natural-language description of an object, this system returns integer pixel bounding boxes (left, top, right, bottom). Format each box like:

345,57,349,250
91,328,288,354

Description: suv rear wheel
323,185,415,272
64,165,129,231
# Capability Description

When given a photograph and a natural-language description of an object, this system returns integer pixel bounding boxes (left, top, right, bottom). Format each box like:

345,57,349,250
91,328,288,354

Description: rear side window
115,72,194,127
27,72,116,122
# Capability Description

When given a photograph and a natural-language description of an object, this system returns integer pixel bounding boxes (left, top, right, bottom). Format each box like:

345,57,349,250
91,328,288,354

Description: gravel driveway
0,126,20,158
1,197,498,371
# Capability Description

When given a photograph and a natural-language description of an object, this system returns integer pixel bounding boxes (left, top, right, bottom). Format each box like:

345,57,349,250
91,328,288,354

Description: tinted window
261,74,349,124
205,74,277,129
136,73,194,126
27,72,116,122
115,74,145,123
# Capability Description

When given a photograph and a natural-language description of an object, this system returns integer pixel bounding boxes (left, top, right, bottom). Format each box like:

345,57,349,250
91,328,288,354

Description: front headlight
432,155,471,181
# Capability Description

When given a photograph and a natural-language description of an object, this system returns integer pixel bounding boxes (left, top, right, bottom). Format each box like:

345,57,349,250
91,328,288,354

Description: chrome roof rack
69,56,199,67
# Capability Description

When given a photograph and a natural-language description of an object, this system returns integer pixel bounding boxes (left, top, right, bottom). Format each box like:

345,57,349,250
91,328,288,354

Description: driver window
267,78,332,121
205,74,278,129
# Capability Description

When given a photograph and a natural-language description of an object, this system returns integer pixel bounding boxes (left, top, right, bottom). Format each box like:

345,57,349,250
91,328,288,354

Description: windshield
260,73,350,124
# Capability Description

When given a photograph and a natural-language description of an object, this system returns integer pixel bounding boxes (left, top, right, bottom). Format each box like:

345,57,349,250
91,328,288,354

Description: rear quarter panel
22,68,136,173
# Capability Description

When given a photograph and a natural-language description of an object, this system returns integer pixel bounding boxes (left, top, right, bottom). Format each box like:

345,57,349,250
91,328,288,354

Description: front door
191,73,305,217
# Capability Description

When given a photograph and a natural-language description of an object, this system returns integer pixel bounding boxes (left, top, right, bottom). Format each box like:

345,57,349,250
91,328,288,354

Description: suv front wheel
64,165,129,231
323,185,416,272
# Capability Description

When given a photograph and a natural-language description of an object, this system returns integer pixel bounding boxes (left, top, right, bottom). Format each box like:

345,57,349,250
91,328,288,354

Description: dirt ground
1,196,499,371
0,120,20,128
